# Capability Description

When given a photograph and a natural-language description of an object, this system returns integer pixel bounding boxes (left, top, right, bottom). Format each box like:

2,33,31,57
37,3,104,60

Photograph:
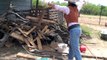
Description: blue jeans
68,26,82,60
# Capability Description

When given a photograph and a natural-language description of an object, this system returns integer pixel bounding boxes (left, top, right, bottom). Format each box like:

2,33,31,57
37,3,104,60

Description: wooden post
99,5,105,25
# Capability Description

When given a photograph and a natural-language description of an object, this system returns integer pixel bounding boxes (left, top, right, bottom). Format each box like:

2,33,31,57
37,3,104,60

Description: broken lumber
17,52,52,60
16,52,39,59
26,16,56,24
36,37,43,50
17,26,36,37
42,25,48,33
27,35,37,48
10,32,25,42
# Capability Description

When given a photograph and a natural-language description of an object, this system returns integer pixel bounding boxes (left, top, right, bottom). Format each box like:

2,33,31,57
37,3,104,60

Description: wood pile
9,9,69,52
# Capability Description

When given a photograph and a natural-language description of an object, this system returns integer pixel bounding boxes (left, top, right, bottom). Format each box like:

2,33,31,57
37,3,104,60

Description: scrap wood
39,30,46,39
10,31,37,49
23,36,36,49
24,38,32,48
44,29,50,34
16,52,39,59
37,32,43,39
17,26,36,37
10,32,25,42
42,25,48,33
27,35,37,48
26,16,56,24
17,27,37,49
35,32,44,50
25,26,36,36
17,52,52,60
36,37,43,50
46,30,55,35
41,25,49,38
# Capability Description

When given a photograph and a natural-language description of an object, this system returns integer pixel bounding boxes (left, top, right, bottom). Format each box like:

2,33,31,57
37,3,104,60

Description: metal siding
12,0,32,11
0,0,11,15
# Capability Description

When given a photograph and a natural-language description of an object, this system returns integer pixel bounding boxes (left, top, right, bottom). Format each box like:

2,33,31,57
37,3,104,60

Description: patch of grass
81,25,93,36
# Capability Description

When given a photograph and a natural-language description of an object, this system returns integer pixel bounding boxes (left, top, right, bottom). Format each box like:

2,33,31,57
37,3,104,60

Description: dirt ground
79,14,107,60
0,14,107,60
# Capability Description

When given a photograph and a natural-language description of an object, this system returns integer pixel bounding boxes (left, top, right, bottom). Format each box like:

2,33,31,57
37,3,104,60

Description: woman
48,0,85,60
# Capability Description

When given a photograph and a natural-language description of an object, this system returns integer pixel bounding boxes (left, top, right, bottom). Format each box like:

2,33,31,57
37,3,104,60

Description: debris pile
0,8,69,52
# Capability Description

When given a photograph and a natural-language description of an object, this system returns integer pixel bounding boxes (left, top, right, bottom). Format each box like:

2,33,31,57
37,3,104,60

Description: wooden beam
44,30,54,35
44,29,50,34
27,35,37,48
42,25,48,33
10,32,24,42
23,38,32,48
36,37,43,50
37,32,43,39
17,26,36,37
17,52,39,59
17,52,52,60
10,32,35,48
25,26,36,36
39,30,46,39
26,16,56,24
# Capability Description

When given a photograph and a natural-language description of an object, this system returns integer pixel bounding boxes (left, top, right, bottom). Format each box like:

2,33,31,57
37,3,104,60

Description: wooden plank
42,25,48,33
35,31,43,50
17,27,37,48
17,52,52,60
17,26,36,37
25,26,36,36
26,16,56,24
24,38,32,48
36,37,42,50
17,52,39,59
44,29,50,34
27,35,37,48
10,32,34,48
39,30,46,39
37,32,43,39
10,32,24,42
17,28,27,37
45,30,55,35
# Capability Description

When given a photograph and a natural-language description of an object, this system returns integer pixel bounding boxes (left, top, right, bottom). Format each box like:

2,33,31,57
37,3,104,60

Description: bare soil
79,14,107,60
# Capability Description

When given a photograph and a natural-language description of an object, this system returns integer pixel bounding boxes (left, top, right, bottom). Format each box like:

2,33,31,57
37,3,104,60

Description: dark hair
68,2,77,7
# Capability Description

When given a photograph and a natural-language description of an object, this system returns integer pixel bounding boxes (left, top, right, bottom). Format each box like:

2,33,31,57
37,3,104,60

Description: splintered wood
10,16,55,50
10,19,54,50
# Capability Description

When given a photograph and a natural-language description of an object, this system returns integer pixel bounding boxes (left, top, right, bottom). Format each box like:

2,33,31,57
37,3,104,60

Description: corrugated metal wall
0,0,32,15
0,0,11,15
12,0,32,11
